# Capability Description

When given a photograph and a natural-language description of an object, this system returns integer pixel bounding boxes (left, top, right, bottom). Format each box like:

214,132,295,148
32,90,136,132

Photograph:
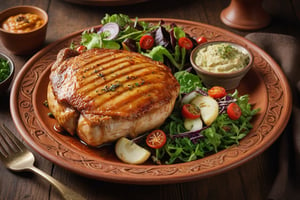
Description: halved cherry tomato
76,45,87,53
181,104,201,119
140,35,154,50
208,86,227,99
146,130,167,149
227,102,242,120
178,37,193,50
196,36,207,45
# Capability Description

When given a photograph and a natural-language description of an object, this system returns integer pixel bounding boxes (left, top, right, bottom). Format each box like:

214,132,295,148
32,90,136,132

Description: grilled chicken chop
47,48,180,146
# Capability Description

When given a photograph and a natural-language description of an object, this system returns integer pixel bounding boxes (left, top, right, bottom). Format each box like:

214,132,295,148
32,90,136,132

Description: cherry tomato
196,36,207,45
181,104,201,119
208,86,227,99
76,45,86,53
140,35,154,50
146,130,167,149
227,102,242,120
178,37,193,50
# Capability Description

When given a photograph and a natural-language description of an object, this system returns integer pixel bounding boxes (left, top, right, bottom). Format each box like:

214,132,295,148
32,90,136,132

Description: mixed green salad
157,71,258,164
73,13,201,72
73,13,259,165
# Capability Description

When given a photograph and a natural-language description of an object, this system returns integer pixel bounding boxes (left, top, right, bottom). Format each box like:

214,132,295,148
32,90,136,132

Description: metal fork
0,123,86,200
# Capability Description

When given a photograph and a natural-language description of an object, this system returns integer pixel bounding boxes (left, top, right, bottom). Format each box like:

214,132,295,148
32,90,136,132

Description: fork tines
0,124,24,158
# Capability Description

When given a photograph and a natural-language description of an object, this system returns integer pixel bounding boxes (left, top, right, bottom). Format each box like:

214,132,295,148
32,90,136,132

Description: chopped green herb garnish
47,112,54,118
98,73,104,77
218,44,235,59
43,100,49,107
0,57,10,82
102,82,121,92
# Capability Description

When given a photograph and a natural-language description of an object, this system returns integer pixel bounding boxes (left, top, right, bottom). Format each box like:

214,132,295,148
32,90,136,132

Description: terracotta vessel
0,6,48,55
220,0,271,30
10,19,292,184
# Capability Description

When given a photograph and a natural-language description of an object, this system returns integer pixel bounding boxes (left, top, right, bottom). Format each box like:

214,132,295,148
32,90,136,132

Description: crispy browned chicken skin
47,48,180,146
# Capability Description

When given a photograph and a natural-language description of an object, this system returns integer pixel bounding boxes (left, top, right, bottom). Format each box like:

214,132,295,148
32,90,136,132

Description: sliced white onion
181,91,199,105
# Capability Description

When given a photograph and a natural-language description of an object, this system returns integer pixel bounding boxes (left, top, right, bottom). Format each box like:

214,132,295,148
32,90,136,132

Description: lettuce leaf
81,31,120,50
174,70,204,93
101,13,133,27
143,46,184,70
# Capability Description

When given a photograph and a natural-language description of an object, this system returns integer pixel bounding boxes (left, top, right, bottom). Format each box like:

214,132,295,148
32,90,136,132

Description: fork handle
28,166,86,200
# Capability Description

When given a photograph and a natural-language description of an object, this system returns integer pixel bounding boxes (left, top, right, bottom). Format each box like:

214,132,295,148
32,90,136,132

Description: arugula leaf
116,28,144,42
202,127,222,152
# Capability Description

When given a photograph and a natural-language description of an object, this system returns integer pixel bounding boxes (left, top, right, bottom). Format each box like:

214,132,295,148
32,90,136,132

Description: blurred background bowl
0,52,15,94
190,41,253,90
0,5,48,55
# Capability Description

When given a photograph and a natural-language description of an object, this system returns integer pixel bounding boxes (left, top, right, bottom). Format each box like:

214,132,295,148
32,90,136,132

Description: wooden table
1,0,299,199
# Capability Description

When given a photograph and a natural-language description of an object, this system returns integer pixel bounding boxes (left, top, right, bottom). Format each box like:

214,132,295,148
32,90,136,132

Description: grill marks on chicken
48,48,180,146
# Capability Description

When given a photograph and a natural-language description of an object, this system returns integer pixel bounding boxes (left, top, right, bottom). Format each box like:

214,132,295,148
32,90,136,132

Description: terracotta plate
63,0,149,6
10,19,292,185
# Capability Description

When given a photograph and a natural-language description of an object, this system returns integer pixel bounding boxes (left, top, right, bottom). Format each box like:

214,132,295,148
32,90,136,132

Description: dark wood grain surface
1,0,299,199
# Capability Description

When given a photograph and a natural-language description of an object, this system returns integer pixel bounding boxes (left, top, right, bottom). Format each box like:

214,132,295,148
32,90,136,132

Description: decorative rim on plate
10,18,292,185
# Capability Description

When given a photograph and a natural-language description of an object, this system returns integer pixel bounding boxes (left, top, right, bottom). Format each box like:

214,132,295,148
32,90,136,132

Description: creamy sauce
2,13,44,33
195,43,250,73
